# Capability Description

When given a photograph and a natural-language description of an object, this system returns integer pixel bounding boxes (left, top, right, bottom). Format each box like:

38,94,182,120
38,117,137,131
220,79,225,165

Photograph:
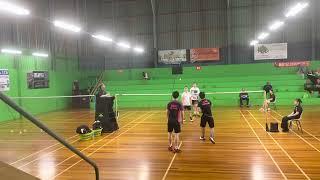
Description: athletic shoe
174,149,182,153
209,137,216,144
200,136,205,141
168,146,173,151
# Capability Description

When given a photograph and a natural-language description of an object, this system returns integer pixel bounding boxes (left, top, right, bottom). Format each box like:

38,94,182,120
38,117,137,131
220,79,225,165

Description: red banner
190,48,220,62
274,61,310,67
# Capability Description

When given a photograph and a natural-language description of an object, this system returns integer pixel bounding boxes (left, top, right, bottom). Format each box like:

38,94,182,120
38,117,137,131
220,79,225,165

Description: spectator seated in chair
239,88,250,107
281,98,303,132
142,72,149,80
304,71,320,96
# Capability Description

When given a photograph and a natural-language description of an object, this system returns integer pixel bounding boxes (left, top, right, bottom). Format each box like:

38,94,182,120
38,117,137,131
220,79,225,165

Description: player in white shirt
190,83,200,117
181,86,193,122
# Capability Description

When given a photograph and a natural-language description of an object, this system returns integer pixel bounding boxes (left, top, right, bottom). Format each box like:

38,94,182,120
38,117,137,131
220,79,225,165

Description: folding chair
289,113,303,133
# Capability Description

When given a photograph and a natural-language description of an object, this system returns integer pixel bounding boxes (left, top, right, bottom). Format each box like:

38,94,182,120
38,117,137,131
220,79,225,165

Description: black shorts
200,116,214,128
183,106,191,110
192,100,198,105
168,120,181,133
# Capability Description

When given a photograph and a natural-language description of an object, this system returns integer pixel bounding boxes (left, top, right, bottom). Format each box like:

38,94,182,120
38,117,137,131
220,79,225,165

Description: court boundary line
239,111,287,180
268,113,320,153
51,112,155,179
49,112,152,169
247,111,311,180
9,111,98,165
272,110,320,142
250,110,320,154
161,141,183,180
18,112,135,168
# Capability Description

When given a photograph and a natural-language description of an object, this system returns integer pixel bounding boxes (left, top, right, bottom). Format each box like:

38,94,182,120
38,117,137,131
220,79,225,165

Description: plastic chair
289,113,303,133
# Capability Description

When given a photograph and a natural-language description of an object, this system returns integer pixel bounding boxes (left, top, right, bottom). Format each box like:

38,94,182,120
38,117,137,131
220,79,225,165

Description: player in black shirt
167,91,184,153
281,98,303,132
239,88,249,107
198,92,215,144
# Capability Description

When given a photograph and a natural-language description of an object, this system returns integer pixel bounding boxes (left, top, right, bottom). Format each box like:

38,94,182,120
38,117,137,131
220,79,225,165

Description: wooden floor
0,107,320,180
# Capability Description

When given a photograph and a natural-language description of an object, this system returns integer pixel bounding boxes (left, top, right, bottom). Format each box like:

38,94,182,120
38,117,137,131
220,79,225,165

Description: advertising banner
254,43,287,60
190,48,220,62
158,49,187,64
274,61,310,67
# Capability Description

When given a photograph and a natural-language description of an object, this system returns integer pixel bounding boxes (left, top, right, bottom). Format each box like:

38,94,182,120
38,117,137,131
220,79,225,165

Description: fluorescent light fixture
0,1,30,16
32,52,49,58
92,34,113,42
53,20,81,33
133,47,144,53
269,21,284,31
285,2,309,18
257,32,269,40
250,40,259,46
1,48,22,55
116,42,131,49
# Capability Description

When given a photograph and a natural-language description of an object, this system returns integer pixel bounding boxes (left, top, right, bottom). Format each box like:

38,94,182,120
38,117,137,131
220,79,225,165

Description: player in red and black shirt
167,91,184,153
198,92,215,144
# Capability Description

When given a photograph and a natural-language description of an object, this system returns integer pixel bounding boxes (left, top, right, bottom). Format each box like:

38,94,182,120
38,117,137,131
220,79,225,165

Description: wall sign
27,71,49,89
0,69,10,91
158,49,187,64
254,43,287,60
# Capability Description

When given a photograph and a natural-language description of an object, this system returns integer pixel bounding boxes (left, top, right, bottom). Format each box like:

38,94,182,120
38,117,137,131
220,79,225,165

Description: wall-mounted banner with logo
0,69,10,91
254,43,287,60
274,60,310,67
190,48,220,62
158,49,187,64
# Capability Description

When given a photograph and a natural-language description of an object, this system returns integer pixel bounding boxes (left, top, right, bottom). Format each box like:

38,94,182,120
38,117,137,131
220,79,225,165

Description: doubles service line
272,110,320,143
161,141,183,180
247,111,311,180
52,112,155,179
15,111,133,168
239,111,287,180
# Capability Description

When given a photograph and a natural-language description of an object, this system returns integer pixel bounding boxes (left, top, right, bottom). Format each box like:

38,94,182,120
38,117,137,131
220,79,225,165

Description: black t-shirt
239,92,249,99
167,100,183,122
198,99,213,117
269,94,276,102
263,84,273,93
293,105,303,118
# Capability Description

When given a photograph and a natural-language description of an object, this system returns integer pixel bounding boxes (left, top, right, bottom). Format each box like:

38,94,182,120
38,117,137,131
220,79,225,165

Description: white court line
9,112,94,165
248,111,311,180
162,141,183,180
239,111,287,180
17,111,133,168
269,114,320,154
51,113,154,179
272,110,320,142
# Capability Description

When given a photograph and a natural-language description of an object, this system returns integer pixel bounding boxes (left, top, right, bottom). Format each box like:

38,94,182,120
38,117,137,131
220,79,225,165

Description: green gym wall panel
0,55,81,122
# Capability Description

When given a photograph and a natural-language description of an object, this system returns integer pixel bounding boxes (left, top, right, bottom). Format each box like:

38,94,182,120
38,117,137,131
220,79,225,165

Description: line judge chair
269,99,277,110
289,113,303,133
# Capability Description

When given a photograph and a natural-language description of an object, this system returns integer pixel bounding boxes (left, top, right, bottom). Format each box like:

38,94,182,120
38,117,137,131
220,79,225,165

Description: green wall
0,55,81,122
